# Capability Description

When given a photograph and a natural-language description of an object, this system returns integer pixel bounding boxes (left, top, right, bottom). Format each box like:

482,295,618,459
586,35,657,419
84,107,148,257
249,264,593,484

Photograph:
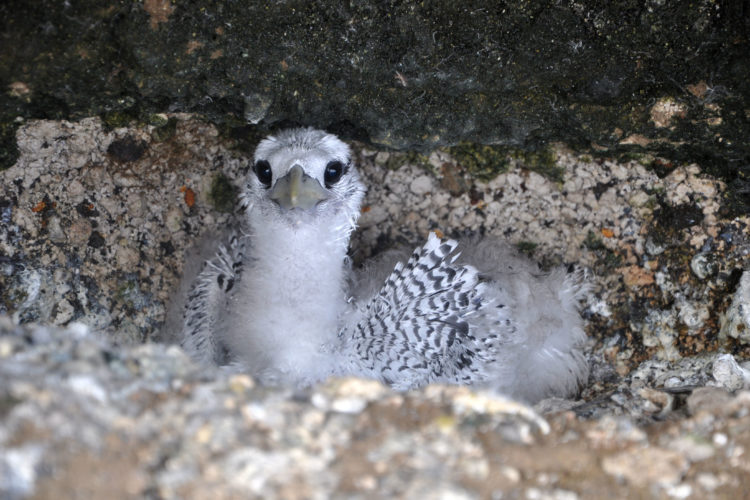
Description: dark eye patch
324,160,348,187
253,160,272,187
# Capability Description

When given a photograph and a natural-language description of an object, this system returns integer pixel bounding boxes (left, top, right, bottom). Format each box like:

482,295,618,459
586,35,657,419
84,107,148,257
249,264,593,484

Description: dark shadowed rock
1,1,748,175
107,136,148,163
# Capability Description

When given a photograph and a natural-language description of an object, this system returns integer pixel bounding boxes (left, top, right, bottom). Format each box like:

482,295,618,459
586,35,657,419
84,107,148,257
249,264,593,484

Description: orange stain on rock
180,186,196,207
143,0,174,30
186,40,204,55
601,228,614,238
31,201,46,213
619,265,655,288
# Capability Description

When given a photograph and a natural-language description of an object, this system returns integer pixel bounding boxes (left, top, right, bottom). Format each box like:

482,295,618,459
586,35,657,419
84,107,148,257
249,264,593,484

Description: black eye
253,160,272,187
324,160,346,187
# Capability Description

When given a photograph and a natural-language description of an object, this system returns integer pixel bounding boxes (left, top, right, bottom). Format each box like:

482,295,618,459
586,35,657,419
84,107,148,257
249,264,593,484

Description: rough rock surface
1,116,245,342
3,318,750,499
2,116,750,497
3,117,748,362
1,1,748,178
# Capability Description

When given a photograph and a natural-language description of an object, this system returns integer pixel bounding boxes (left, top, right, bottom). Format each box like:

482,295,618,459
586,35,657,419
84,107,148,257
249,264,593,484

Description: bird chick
173,128,589,403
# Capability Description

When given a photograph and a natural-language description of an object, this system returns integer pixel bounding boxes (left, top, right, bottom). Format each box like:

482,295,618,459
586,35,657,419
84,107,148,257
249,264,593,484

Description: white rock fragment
46,216,66,243
639,310,680,361
712,433,728,446
409,174,433,195
690,253,717,280
451,389,550,435
373,151,390,165
67,321,91,338
524,171,551,194
0,445,44,499
711,354,750,391
165,206,183,233
696,472,722,491
330,396,368,414
67,374,109,403
115,244,140,268
52,298,75,325
526,488,579,500
666,484,692,499
676,300,709,332
720,271,750,344
359,204,388,226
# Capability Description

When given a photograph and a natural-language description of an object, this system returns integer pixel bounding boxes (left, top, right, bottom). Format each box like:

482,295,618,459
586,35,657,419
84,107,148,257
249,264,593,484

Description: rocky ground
2,317,750,499
1,116,750,498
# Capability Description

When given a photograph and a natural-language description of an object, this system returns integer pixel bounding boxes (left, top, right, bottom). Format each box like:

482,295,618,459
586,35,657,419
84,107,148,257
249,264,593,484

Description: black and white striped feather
338,233,519,390
179,231,246,365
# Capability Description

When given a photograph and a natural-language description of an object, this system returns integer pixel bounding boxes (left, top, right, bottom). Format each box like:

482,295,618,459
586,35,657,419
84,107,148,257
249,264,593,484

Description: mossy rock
209,173,238,213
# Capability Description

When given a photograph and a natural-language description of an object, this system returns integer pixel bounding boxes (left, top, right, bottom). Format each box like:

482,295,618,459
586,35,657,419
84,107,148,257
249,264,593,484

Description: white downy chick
175,127,589,402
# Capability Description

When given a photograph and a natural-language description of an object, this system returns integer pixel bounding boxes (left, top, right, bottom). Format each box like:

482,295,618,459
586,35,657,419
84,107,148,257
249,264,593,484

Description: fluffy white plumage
173,128,589,402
